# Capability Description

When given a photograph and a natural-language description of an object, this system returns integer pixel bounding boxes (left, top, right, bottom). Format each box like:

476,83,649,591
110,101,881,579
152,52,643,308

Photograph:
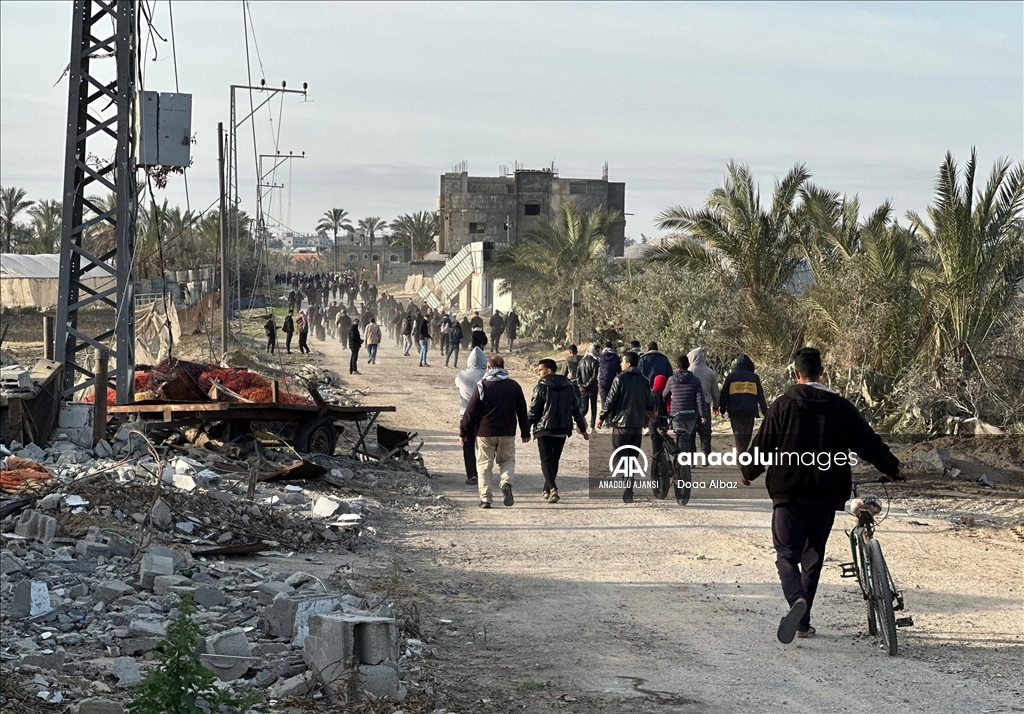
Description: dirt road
294,327,1022,713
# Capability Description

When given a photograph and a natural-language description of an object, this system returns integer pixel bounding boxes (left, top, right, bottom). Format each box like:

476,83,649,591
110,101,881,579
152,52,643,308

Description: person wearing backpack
446,314,464,369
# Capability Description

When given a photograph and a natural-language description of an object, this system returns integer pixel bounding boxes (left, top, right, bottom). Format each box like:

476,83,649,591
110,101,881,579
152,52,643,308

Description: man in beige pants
459,355,530,508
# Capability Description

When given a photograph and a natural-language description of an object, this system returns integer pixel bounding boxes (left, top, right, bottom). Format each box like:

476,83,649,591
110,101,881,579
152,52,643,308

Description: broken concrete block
311,496,343,518
149,544,186,569
149,499,172,530
93,581,134,605
75,541,111,559
153,575,192,595
267,671,315,700
256,581,293,605
303,614,401,677
111,656,141,687
171,472,197,492
358,661,407,703
15,442,47,461
14,510,58,543
193,586,226,609
94,439,114,458
1,550,25,574
199,654,254,682
11,580,53,618
265,593,345,645
20,649,66,672
38,493,63,511
122,637,161,656
77,697,125,714
139,553,174,589
207,628,251,657
127,619,167,638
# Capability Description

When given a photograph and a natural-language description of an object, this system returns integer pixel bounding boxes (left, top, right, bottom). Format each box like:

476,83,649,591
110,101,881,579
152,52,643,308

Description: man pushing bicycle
740,347,903,643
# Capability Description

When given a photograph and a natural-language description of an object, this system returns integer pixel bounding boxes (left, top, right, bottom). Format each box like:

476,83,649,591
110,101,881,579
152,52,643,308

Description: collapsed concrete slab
264,592,346,645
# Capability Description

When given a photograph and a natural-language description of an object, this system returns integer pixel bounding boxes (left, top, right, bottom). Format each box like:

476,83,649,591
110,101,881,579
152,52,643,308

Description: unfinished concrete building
436,165,627,256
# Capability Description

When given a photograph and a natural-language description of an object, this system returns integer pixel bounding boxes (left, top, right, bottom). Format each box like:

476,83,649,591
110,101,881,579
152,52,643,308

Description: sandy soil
277,323,1024,714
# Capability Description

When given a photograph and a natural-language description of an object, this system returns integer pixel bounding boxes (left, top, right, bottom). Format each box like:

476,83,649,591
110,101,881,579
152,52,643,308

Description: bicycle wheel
656,450,674,499
675,462,691,506
857,534,877,635
868,538,898,655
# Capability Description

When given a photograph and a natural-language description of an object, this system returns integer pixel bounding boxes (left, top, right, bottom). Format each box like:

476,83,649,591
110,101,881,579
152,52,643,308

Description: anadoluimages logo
608,445,648,480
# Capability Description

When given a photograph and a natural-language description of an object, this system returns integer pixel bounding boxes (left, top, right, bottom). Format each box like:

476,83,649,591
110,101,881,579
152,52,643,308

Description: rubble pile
0,434,446,711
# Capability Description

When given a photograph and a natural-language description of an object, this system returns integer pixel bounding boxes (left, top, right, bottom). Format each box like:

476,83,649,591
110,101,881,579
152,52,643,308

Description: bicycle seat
845,496,882,517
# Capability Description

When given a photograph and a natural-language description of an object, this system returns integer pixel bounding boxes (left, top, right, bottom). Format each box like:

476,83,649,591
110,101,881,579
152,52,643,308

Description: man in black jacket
460,355,530,508
597,342,622,409
598,351,654,503
348,318,363,375
282,310,295,354
489,310,506,352
721,353,768,452
576,344,600,431
740,347,901,644
529,358,589,503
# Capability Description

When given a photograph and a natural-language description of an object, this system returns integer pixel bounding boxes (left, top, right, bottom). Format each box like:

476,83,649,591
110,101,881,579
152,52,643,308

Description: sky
1,1,1021,240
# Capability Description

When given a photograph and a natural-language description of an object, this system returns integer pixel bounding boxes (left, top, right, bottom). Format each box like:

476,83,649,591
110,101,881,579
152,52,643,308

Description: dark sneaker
547,489,560,504
501,484,514,507
479,501,491,509
622,488,634,504
466,476,476,485
778,598,808,644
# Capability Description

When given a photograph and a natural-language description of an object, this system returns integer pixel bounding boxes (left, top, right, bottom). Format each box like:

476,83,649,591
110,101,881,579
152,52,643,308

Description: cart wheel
295,416,337,455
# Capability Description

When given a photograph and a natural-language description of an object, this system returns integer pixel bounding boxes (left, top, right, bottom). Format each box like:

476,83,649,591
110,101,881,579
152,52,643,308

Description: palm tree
646,161,810,359
316,208,352,272
907,150,1024,373
491,204,622,340
389,211,437,261
357,216,387,269
1,186,34,252
27,199,63,253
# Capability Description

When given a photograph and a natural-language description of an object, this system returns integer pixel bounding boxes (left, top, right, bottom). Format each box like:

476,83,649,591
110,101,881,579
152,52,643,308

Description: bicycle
840,476,914,655
651,410,703,506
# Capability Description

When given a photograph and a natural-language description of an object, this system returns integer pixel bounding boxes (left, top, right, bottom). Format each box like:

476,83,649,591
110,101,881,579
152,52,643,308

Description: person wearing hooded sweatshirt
460,354,530,508
529,358,589,503
598,342,622,409
687,347,721,459
456,347,487,485
297,310,311,354
598,351,654,504
740,347,901,644
576,343,600,430
721,353,768,452
664,354,709,460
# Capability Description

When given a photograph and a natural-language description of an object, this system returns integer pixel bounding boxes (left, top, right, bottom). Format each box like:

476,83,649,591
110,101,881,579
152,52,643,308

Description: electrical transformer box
135,90,192,168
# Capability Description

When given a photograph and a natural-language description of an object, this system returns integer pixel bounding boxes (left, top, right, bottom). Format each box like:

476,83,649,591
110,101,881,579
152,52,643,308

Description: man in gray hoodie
687,347,720,460
456,347,488,485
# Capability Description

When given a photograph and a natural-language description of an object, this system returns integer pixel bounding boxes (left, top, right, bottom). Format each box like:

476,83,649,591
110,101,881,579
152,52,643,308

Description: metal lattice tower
54,0,137,402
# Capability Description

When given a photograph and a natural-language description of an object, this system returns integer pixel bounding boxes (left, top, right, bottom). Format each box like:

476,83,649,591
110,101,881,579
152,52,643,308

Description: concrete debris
0,428,442,708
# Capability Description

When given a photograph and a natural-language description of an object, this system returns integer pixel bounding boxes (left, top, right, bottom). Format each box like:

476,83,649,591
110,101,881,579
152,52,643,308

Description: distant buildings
437,165,626,256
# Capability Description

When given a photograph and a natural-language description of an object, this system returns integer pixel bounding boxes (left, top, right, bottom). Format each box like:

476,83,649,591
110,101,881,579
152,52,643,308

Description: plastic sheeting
135,299,181,366
1,253,115,309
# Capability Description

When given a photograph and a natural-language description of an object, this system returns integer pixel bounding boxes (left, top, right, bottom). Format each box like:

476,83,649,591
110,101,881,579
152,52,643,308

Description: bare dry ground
295,328,1023,714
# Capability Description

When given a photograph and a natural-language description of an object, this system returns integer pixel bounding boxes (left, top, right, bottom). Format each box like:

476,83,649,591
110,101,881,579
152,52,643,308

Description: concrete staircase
416,242,482,309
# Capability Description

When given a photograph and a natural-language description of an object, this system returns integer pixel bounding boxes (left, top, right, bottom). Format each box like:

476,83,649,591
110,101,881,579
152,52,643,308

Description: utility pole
256,152,304,290
54,0,137,403
226,81,306,321
219,122,229,351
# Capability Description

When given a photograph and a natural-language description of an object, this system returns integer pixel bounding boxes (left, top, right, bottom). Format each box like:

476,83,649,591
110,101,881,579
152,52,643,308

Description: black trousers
284,332,293,353
729,412,756,453
462,432,477,480
298,332,309,353
491,333,501,352
266,336,275,354
581,388,598,430
610,428,643,495
536,435,567,492
696,417,712,455
349,346,360,373
772,502,836,631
